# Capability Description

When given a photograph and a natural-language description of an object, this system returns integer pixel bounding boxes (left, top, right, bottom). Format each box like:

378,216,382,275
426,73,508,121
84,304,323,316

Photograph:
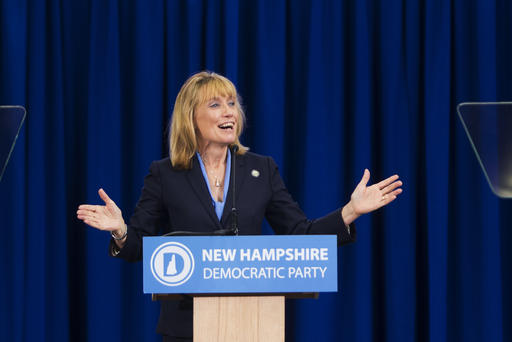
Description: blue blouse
196,149,231,221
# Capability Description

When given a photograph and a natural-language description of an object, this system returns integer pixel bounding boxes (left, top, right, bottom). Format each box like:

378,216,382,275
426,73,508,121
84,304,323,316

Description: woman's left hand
342,169,402,225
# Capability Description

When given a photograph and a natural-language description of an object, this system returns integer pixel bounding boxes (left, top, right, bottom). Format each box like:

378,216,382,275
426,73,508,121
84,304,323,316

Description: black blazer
111,152,356,337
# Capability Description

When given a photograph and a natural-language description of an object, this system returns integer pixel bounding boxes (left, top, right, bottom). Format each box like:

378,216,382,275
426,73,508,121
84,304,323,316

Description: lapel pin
251,169,260,178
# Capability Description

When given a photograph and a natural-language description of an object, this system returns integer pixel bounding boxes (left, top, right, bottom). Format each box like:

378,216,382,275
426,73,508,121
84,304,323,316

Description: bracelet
111,226,128,241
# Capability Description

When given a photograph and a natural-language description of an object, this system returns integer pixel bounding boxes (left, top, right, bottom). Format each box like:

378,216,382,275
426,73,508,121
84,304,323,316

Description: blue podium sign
143,235,338,294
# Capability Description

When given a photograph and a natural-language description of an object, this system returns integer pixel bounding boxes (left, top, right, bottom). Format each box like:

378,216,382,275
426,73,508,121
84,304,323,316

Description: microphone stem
231,145,238,235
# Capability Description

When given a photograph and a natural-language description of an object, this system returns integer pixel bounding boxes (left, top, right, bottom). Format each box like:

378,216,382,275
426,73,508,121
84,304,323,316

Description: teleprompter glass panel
457,102,512,198
0,106,26,182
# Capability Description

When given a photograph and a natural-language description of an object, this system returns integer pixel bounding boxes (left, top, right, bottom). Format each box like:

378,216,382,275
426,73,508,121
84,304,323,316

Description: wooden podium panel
193,296,284,342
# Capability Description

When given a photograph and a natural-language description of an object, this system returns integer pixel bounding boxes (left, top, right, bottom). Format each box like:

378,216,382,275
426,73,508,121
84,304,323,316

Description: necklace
200,152,225,188
213,175,221,187
206,166,223,187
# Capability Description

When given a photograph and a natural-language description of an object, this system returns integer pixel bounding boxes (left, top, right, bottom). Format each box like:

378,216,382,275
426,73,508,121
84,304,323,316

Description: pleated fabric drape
1,1,511,341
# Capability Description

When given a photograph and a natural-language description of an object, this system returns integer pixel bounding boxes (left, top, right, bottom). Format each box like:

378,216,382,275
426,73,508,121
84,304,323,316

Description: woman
77,71,402,341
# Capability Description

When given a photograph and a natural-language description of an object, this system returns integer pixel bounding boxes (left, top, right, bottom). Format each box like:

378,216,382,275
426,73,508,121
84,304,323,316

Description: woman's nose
223,104,235,116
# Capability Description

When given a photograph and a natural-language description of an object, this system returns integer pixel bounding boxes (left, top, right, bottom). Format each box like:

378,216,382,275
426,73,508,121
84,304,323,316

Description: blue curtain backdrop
1,0,511,341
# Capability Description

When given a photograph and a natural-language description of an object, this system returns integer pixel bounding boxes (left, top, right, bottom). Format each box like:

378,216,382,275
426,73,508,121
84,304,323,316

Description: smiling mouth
218,122,235,130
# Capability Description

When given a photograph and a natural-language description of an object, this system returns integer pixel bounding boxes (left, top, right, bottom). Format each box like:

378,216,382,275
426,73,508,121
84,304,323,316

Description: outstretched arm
341,169,403,225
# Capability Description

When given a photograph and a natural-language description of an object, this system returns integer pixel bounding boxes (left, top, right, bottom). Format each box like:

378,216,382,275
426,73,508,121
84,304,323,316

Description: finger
390,188,403,197
357,169,371,188
381,188,403,205
376,174,399,190
380,194,397,206
78,204,103,212
77,212,99,222
98,188,114,205
77,208,99,215
381,180,403,194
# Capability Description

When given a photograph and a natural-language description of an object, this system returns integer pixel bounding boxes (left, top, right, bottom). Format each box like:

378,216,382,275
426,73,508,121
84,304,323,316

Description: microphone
230,144,239,235
163,229,234,236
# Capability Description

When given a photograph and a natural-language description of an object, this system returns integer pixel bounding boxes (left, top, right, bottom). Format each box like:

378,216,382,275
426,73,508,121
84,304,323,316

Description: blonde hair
169,71,248,169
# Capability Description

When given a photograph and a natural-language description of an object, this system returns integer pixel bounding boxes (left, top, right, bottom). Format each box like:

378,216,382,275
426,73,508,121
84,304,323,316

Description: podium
144,235,337,341
153,293,317,341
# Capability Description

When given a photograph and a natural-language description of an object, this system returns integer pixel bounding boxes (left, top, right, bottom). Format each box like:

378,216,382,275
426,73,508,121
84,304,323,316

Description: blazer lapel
220,153,247,226
186,155,223,229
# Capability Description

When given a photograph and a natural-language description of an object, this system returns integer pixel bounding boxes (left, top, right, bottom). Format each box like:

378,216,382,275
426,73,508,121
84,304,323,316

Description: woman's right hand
77,188,126,242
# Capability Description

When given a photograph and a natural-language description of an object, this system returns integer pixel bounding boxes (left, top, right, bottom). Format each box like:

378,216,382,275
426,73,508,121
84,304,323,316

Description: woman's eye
228,101,235,106
209,103,219,108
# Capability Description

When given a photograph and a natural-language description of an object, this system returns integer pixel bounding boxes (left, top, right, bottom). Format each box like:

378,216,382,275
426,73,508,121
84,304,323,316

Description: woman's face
194,95,238,148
